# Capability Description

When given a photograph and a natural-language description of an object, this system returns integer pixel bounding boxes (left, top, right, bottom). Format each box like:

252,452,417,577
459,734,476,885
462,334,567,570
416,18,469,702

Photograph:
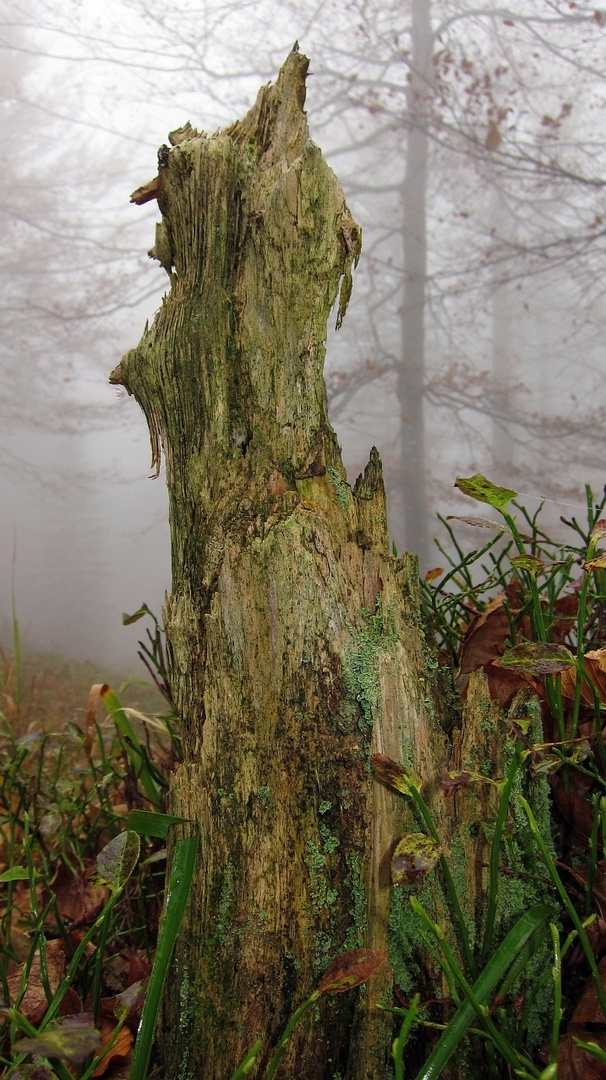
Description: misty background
2,0,606,669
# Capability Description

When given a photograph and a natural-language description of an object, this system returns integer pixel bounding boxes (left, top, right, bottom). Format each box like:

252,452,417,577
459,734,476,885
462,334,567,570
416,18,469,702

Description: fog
2,0,606,667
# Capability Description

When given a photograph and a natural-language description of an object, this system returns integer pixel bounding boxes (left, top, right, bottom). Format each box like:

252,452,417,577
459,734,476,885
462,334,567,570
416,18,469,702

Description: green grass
4,483,606,1079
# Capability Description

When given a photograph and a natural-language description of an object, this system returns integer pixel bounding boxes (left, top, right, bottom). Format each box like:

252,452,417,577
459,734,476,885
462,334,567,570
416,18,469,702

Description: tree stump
112,47,454,1080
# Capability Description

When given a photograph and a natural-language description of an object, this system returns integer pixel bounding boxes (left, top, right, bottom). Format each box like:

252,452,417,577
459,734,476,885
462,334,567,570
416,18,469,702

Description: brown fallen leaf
45,861,109,929
555,957,606,1079
91,1021,133,1078
549,772,596,849
484,660,533,710
556,1033,606,1080
6,940,72,1025
561,649,606,707
458,594,511,675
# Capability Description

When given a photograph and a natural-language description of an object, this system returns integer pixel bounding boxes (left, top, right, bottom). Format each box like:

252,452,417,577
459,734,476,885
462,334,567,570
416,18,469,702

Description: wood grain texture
117,47,453,1080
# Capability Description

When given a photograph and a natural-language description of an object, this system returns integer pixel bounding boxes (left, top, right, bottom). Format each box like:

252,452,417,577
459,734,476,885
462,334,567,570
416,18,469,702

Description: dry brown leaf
6,939,70,1025
551,593,578,644
91,1021,133,1078
484,660,533,710
555,957,606,1079
459,594,511,675
561,649,606,706
549,773,596,847
556,1034,606,1080
45,861,109,928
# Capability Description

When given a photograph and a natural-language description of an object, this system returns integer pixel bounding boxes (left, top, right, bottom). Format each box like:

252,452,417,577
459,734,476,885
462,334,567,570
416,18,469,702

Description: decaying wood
113,46,546,1080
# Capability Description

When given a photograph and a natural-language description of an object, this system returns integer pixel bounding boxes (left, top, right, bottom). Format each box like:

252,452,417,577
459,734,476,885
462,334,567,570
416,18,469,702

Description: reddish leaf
549,773,596,848
590,519,606,545
371,754,421,796
318,948,386,994
556,958,606,1079
127,953,152,986
484,660,533,710
424,567,444,582
556,1034,606,1080
442,771,472,797
46,861,109,929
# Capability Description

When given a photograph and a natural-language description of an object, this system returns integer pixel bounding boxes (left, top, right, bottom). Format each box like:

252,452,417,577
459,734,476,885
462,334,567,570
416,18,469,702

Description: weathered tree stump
111,47,458,1079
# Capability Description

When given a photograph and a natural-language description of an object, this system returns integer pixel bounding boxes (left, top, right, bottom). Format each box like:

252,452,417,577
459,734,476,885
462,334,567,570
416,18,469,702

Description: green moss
343,852,366,949
449,833,476,951
342,597,398,728
389,882,428,996
305,838,341,974
216,860,236,947
320,822,340,854
327,466,350,515
257,785,270,806
305,839,338,909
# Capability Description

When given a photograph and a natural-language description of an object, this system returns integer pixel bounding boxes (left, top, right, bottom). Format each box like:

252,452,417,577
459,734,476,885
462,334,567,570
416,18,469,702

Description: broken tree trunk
111,48,454,1079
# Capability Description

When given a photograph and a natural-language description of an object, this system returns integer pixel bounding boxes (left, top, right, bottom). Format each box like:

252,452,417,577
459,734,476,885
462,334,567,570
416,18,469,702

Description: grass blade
413,903,552,1080
130,832,199,1080
100,685,162,807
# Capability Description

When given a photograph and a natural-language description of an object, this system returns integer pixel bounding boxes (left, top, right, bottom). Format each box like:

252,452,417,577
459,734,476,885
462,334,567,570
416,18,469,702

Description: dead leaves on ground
552,958,606,1079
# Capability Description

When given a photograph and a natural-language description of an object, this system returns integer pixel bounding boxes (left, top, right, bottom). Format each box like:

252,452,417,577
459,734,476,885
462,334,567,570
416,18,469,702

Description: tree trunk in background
399,0,433,571
491,191,515,473
111,48,454,1079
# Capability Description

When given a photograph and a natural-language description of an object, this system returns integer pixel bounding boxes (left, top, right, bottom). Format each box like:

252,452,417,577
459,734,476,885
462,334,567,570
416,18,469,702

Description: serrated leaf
13,1015,101,1063
96,831,140,889
510,554,544,577
495,642,575,676
391,834,442,885
454,474,517,512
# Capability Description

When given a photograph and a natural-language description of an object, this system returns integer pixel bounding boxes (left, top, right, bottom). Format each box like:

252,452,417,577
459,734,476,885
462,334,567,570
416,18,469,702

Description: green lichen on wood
343,852,367,950
327,466,351,515
342,597,398,727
